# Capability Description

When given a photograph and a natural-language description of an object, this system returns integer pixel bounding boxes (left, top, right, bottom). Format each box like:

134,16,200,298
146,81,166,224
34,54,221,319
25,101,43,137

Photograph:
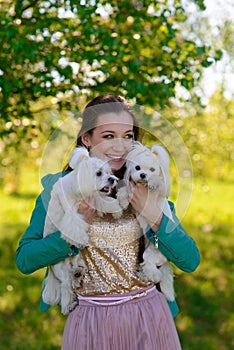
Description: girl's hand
129,182,163,231
77,197,95,224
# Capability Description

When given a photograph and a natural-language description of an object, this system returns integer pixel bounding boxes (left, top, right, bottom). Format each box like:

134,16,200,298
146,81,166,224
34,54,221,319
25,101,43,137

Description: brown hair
63,94,139,172
76,94,139,147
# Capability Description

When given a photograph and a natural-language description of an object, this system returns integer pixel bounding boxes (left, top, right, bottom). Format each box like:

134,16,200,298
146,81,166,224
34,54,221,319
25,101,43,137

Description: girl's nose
112,138,127,151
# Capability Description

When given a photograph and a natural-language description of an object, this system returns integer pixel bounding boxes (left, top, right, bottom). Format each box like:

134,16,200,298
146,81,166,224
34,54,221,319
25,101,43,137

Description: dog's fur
117,142,175,302
42,147,123,314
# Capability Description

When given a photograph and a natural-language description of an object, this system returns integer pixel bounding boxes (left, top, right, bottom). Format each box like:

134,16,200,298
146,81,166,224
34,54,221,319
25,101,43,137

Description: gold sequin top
75,208,151,296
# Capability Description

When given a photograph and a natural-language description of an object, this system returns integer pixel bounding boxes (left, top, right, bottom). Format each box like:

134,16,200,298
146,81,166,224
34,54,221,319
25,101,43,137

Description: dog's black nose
108,177,115,184
140,173,146,179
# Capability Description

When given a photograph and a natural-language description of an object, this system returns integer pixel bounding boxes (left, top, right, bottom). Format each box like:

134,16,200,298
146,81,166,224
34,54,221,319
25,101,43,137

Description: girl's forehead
95,111,133,129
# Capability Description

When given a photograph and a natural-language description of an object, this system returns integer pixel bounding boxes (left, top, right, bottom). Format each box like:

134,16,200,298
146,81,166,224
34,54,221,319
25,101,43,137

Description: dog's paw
136,264,148,282
137,264,163,283
148,184,157,191
136,270,149,283
96,210,104,217
118,195,129,210
111,209,123,219
160,284,175,302
61,298,78,315
117,187,129,209
71,266,86,289
147,268,163,282
121,199,129,210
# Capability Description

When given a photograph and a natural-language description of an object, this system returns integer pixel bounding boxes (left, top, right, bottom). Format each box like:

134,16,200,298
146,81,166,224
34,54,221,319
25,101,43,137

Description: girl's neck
113,164,126,179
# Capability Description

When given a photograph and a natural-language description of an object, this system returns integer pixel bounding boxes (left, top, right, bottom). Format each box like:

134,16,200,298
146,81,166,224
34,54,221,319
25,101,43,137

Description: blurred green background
0,0,234,349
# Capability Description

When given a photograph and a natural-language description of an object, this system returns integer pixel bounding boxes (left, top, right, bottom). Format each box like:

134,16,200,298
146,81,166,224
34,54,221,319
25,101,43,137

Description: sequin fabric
75,209,150,295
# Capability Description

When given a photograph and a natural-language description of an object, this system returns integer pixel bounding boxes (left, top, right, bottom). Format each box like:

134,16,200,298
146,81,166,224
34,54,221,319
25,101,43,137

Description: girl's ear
81,133,91,149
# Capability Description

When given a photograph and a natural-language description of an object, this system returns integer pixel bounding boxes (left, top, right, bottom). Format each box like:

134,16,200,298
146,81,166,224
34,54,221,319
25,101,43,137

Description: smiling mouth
107,155,125,161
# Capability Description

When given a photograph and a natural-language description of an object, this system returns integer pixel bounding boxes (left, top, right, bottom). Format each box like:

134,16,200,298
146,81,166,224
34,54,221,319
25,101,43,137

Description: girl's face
81,111,134,172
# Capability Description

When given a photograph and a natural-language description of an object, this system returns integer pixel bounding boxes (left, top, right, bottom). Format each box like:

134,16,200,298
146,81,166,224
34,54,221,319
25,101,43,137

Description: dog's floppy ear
151,144,170,196
69,147,89,169
151,144,170,172
73,160,96,197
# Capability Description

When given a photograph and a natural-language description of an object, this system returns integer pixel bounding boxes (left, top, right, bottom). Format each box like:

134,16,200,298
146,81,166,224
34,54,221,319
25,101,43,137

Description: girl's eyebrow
100,130,115,134
100,129,133,134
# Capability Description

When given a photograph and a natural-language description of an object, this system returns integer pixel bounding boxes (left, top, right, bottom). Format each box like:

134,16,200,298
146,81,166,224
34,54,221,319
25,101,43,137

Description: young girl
16,94,200,350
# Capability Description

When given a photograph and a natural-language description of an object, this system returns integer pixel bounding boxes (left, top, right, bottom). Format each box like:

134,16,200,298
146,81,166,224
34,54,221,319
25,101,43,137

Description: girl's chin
108,160,125,172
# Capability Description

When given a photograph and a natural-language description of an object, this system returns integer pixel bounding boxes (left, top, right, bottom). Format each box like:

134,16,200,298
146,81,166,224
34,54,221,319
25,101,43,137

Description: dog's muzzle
140,173,146,180
136,175,148,186
100,176,118,194
108,177,117,185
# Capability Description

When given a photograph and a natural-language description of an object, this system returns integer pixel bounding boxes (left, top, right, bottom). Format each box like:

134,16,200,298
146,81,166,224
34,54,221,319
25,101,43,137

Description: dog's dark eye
96,170,102,176
150,167,155,172
135,165,141,171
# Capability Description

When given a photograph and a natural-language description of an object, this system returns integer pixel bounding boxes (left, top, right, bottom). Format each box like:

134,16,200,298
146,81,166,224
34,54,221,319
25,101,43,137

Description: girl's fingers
77,199,95,224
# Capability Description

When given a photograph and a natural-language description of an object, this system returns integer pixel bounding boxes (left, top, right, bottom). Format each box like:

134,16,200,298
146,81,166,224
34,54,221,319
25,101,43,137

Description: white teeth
108,155,123,159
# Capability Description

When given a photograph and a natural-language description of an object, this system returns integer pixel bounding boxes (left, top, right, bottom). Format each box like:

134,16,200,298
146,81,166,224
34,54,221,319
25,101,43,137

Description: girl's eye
125,134,133,139
96,170,102,176
150,167,155,172
102,134,114,139
135,165,141,171
102,134,133,140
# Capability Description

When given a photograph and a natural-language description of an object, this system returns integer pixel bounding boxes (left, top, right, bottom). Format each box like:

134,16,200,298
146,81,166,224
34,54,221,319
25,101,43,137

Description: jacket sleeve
146,201,200,272
15,173,79,275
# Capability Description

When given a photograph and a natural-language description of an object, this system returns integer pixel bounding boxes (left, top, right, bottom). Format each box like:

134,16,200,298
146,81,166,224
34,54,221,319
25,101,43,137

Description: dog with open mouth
117,142,175,303
42,147,123,314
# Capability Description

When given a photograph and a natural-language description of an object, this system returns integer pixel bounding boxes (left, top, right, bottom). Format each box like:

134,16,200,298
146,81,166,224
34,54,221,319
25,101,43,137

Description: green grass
174,179,234,349
1,170,234,349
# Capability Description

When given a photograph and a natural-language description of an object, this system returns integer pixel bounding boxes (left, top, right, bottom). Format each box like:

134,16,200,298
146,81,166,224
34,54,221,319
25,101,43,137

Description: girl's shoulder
40,171,71,208
41,171,71,190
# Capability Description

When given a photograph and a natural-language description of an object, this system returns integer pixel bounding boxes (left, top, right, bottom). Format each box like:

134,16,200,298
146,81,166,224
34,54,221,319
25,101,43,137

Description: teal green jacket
16,172,200,318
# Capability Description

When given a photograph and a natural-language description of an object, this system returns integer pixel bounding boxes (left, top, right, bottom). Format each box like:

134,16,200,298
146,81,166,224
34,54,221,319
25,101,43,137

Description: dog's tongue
100,186,110,193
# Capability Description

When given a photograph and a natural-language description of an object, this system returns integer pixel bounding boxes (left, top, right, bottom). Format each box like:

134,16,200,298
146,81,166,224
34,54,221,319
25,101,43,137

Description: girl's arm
16,174,79,275
146,201,200,272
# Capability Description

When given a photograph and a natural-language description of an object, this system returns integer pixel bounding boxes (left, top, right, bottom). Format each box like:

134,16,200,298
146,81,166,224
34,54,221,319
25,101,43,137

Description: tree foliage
161,89,234,182
0,0,219,113
0,0,223,190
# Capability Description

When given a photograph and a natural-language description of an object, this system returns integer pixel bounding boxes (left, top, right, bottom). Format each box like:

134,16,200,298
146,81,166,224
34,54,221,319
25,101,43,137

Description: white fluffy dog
42,147,123,314
118,142,175,302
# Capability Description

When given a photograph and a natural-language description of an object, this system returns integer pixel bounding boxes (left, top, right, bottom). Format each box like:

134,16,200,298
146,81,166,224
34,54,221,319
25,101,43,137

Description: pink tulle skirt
62,286,181,350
